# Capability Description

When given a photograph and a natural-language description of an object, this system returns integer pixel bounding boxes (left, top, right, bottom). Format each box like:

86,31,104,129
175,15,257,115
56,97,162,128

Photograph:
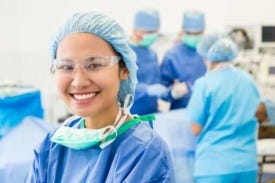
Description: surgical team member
160,10,207,110
130,9,169,115
256,99,275,124
25,12,175,183
187,33,260,183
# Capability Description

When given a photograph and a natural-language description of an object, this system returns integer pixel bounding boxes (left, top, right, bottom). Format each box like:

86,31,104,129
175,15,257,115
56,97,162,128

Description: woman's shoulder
112,122,174,181
120,122,169,152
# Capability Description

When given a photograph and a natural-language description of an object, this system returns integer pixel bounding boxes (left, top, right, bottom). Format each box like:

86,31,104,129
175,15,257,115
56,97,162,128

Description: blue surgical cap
197,33,238,62
182,10,205,33
50,12,138,107
263,100,275,124
134,9,160,31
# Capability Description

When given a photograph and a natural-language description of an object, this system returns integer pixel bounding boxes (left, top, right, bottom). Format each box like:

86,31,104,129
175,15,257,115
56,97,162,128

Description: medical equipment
259,25,275,49
257,125,275,183
0,82,44,137
255,24,275,56
257,54,275,87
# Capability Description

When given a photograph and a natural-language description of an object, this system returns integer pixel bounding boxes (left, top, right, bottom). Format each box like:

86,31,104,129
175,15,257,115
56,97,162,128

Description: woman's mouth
73,92,97,100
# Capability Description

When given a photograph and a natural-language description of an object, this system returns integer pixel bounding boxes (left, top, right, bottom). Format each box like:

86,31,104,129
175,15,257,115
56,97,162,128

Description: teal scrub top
187,67,260,176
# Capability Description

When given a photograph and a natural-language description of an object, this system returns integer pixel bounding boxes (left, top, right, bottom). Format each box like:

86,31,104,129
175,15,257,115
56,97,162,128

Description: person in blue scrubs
130,9,169,115
25,12,175,183
187,33,260,183
160,10,207,110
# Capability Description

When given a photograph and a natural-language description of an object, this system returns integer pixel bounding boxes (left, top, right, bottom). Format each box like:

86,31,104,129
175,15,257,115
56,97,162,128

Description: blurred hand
147,84,168,98
157,99,171,112
171,81,188,99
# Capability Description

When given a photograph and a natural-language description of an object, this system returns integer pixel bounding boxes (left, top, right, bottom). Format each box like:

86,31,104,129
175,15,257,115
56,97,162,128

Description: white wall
0,0,274,120
1,0,275,52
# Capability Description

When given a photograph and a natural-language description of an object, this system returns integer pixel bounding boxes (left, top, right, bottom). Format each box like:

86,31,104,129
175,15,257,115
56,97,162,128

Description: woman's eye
57,64,74,71
86,63,104,70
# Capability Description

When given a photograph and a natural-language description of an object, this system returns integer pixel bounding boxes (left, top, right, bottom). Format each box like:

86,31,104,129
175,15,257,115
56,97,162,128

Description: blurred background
1,0,275,121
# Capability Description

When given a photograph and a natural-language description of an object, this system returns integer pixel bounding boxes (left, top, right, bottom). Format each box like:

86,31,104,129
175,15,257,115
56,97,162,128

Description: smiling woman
53,33,127,126
24,12,176,183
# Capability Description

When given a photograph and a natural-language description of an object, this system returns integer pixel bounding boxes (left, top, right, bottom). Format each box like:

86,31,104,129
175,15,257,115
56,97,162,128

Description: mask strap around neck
113,94,133,128
113,107,122,126
122,94,133,114
99,125,117,149
99,94,134,149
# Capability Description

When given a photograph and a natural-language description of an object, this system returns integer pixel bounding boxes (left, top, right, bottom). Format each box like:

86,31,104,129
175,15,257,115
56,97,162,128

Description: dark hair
229,28,253,50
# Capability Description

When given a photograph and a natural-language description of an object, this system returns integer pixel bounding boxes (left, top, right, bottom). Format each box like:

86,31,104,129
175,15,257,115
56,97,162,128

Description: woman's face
55,33,128,118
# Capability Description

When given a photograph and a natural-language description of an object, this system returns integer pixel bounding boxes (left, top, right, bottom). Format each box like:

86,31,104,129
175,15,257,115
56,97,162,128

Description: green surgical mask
182,35,201,48
50,122,110,150
50,111,155,150
139,33,158,48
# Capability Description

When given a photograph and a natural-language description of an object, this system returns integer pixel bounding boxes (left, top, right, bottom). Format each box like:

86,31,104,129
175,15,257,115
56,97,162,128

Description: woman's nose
71,65,91,86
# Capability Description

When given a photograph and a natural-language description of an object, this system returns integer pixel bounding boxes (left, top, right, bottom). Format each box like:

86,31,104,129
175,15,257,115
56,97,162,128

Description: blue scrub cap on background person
134,9,160,31
50,12,138,107
207,38,238,62
182,10,205,33
263,100,275,124
197,32,238,62
197,33,222,58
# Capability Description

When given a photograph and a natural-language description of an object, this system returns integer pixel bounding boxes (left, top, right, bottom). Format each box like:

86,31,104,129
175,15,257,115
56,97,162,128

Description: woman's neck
84,104,120,129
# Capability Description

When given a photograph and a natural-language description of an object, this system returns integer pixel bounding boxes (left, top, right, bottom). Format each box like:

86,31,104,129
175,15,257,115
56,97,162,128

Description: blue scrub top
25,116,176,183
187,67,260,176
130,45,161,115
131,83,159,115
160,43,206,109
131,45,161,84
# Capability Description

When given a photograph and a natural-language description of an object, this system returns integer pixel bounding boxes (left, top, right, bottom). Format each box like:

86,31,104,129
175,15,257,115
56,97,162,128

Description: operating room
0,0,275,182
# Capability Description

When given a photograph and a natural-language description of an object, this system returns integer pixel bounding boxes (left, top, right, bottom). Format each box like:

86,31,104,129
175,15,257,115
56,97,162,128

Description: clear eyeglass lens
53,56,120,76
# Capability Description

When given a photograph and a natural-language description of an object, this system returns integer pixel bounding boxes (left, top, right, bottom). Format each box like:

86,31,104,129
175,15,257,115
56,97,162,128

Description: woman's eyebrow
59,58,73,62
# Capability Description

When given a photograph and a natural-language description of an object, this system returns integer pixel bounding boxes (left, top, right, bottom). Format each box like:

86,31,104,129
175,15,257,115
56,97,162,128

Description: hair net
263,100,275,124
134,9,160,31
182,10,205,33
197,33,238,62
50,12,138,107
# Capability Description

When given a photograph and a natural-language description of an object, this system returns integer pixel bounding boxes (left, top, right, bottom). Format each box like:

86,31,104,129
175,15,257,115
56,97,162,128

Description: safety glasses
51,56,121,77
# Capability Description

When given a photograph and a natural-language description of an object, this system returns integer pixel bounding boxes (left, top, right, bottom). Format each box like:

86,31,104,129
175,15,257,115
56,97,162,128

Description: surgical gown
187,67,260,177
160,43,206,109
130,45,161,115
25,116,176,183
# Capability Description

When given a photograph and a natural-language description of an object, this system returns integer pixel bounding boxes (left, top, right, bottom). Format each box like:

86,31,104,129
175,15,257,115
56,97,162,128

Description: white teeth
74,93,96,100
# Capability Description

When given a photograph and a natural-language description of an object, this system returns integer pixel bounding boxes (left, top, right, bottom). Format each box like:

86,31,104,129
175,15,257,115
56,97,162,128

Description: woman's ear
119,67,129,80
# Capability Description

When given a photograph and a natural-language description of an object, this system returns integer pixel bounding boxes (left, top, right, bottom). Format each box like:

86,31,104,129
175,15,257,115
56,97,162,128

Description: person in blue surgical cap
25,12,175,183
256,99,275,124
130,9,170,115
160,10,207,110
187,33,260,183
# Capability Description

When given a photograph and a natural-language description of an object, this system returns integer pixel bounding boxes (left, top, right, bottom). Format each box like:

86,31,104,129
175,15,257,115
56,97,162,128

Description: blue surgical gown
130,45,161,115
25,116,176,183
187,67,260,177
160,43,206,109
